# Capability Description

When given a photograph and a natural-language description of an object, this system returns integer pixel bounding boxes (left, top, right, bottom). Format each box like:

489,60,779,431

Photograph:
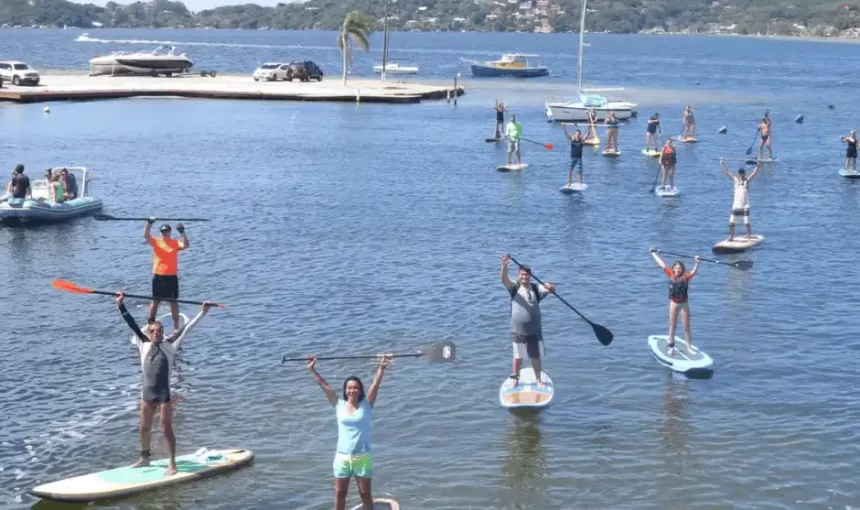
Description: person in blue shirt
308,353,393,510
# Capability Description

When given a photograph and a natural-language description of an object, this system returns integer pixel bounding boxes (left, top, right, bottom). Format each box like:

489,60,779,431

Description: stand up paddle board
642,149,661,157
648,335,714,376
559,183,588,194
30,448,254,503
499,367,554,409
583,137,601,146
602,150,621,157
351,498,400,510
712,234,764,254
654,186,680,197
839,168,860,178
131,312,188,345
672,136,697,143
497,163,528,172
745,158,778,164
485,137,503,143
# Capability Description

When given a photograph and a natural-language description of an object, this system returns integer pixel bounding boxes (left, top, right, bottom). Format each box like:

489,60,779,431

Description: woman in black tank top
494,101,505,139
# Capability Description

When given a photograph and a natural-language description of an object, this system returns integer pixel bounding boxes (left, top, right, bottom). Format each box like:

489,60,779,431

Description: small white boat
75,32,95,42
0,167,102,226
373,61,418,75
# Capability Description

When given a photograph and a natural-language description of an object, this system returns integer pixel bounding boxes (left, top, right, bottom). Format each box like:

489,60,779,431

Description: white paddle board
745,158,778,164
496,163,528,172
672,136,697,143
712,234,764,254
499,367,554,409
655,186,680,197
30,448,254,503
839,168,860,178
583,137,600,146
351,498,401,510
648,335,714,376
642,149,661,157
131,312,188,345
559,183,588,194
602,150,621,157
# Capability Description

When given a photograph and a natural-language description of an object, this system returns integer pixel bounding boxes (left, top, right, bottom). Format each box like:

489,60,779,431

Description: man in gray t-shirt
501,253,556,388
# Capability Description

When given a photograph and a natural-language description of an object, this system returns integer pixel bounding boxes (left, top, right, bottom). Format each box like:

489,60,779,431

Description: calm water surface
1,29,859,510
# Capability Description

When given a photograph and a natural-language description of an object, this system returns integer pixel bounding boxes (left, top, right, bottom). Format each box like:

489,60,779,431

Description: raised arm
366,354,392,407
168,302,213,349
689,256,702,277
562,123,571,139
307,356,338,406
748,163,762,182
144,217,155,243
176,223,189,250
501,253,514,289
720,158,733,179
649,247,666,269
116,293,148,342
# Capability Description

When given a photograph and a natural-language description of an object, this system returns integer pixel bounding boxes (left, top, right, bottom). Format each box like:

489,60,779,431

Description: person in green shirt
505,115,523,166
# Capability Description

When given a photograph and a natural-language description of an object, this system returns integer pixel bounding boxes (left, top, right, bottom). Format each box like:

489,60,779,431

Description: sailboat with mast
544,0,636,122
374,2,418,79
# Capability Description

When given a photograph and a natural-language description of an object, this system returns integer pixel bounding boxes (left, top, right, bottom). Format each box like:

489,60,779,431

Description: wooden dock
0,74,465,105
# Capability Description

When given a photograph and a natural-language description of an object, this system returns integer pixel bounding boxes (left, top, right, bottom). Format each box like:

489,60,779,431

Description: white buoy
43,106,50,113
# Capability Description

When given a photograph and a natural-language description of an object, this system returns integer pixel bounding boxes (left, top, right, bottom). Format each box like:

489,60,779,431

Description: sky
75,0,299,13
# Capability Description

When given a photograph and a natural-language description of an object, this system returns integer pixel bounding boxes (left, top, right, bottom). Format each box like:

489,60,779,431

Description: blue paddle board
648,335,714,377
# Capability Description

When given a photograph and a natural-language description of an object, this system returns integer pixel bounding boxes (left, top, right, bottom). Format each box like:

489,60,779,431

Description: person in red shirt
649,248,700,356
145,218,189,335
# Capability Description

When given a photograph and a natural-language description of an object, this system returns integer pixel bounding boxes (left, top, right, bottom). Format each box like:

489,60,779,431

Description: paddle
650,165,661,193
656,250,753,271
51,278,226,307
94,214,211,221
281,340,456,363
508,256,613,346
521,138,554,150
745,128,760,156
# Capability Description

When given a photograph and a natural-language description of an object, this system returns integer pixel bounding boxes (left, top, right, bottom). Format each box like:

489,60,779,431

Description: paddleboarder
720,157,761,241
505,114,523,167
116,292,215,476
145,218,189,335
841,129,858,171
682,106,695,139
659,139,677,190
758,113,773,161
648,249,701,357
493,101,506,139
645,112,661,151
563,124,585,186
501,254,556,389
307,353,393,510
605,111,620,153
584,108,599,144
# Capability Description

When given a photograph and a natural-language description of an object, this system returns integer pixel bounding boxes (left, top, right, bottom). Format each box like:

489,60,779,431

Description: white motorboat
75,32,96,42
373,61,418,75
544,0,636,122
89,46,193,77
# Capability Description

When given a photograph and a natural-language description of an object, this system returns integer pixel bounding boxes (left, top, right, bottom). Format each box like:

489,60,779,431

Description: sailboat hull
545,103,636,122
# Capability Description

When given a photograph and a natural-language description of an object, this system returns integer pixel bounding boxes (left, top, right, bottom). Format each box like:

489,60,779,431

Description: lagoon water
1,28,860,510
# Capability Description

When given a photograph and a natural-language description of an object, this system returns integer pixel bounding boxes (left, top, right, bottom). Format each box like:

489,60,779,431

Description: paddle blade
51,278,94,294
592,323,613,346
92,214,114,221
544,143,554,151
419,340,456,362
731,260,754,270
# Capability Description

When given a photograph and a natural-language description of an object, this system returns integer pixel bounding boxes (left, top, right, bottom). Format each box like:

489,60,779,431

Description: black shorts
152,275,179,300
142,390,171,403
511,333,544,359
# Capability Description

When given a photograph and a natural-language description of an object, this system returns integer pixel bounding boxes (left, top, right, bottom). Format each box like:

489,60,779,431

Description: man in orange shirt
145,218,189,334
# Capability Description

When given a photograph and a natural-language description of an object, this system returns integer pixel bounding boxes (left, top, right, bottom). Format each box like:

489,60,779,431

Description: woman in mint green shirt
308,353,392,510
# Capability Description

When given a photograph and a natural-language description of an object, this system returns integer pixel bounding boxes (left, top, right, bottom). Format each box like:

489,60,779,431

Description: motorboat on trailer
544,0,636,122
0,167,102,226
89,46,193,77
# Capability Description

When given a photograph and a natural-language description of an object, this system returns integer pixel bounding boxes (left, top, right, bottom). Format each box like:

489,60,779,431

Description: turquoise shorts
333,452,373,479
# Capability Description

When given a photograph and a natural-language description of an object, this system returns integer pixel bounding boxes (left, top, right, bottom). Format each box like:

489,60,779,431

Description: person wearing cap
1,164,31,204
720,158,761,241
144,218,189,335
645,112,661,152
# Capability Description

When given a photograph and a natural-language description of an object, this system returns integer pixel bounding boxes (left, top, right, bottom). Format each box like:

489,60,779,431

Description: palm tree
338,10,373,86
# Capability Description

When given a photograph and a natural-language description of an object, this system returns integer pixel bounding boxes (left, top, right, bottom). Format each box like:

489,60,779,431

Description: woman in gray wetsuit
117,292,214,476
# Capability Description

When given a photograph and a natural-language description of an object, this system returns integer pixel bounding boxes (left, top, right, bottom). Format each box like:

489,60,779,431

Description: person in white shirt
720,158,761,241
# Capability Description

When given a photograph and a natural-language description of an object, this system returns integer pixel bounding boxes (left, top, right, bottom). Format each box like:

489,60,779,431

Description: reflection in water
501,411,547,508
656,373,696,508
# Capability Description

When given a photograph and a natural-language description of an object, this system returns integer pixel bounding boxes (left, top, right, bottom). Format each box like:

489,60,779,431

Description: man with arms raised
116,292,214,475
145,218,189,334
501,254,555,388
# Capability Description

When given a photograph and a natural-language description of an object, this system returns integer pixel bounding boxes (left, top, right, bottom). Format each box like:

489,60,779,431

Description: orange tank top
150,238,180,276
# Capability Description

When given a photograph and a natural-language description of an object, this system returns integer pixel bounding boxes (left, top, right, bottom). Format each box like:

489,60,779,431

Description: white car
253,63,290,82
0,61,40,86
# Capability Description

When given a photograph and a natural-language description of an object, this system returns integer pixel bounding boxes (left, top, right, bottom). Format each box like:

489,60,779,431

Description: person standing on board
659,139,677,190
493,101,506,139
720,157,761,241
758,113,773,161
563,124,585,186
648,249,701,357
501,253,556,389
841,130,858,171
682,106,695,139
116,292,214,475
505,114,523,167
605,111,620,153
307,353,393,510
645,112,661,151
1,164,31,204
145,218,189,335
584,107,599,145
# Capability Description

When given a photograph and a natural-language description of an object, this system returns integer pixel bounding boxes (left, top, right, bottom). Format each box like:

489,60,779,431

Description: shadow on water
501,410,547,507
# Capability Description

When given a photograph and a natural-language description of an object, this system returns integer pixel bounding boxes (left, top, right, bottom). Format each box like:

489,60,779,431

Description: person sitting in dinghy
59,168,78,200
649,249,700,357
1,164,31,204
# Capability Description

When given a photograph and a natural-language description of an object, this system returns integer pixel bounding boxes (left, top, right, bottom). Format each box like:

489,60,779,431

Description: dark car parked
286,60,323,82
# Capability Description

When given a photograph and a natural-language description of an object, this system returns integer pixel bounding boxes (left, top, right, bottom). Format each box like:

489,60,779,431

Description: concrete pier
0,73,465,104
